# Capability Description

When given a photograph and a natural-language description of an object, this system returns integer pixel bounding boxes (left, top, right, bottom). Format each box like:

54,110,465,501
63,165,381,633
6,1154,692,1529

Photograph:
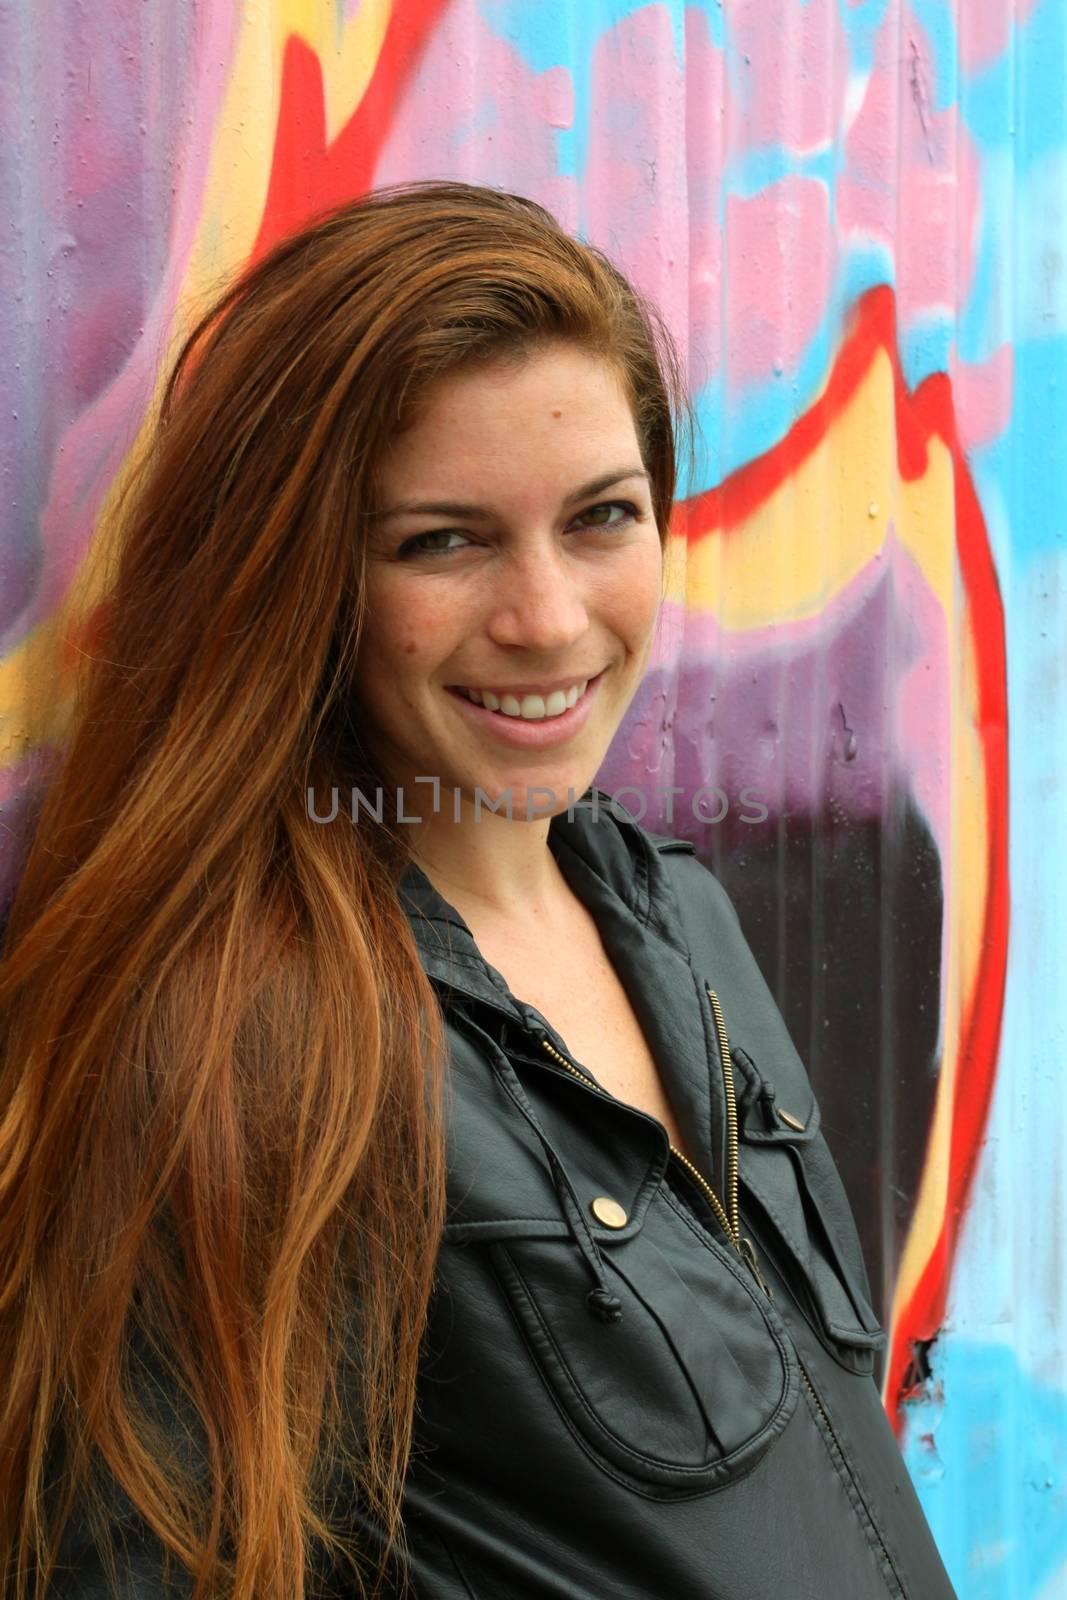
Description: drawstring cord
536,1139,624,1323
731,1044,781,1132
456,1013,624,1323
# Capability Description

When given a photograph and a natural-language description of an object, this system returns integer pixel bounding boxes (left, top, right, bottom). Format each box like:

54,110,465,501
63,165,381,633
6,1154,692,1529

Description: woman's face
355,342,663,819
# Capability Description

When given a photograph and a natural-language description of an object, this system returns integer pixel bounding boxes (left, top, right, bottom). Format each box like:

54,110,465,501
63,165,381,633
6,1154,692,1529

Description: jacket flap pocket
442,1026,579,1230
740,1143,885,1352
509,1052,671,1243
443,1216,573,1244
731,1051,885,1356
487,1196,797,1494
444,1017,667,1243
730,1042,818,1145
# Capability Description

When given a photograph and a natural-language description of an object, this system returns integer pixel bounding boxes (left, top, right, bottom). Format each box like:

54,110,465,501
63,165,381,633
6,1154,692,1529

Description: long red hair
0,180,691,1599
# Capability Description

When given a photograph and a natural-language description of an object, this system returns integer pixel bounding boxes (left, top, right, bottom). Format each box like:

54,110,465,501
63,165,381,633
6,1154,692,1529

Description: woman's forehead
393,343,632,432
378,353,639,481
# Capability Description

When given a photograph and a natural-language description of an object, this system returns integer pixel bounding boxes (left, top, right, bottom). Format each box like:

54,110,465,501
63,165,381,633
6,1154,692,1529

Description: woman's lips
445,670,604,748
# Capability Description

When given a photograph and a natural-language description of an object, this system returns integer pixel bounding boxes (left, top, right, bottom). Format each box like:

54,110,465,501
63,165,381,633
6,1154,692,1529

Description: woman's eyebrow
369,466,651,522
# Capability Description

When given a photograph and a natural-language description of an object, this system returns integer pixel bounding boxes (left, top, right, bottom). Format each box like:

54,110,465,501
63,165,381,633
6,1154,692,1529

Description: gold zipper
539,984,772,1299
702,985,772,1298
705,987,740,1242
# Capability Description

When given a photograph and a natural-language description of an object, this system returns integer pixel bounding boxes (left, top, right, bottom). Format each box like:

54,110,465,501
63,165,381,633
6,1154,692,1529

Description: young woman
0,181,957,1599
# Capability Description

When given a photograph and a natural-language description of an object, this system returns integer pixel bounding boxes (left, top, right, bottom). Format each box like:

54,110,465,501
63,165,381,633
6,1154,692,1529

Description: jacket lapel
397,792,731,1206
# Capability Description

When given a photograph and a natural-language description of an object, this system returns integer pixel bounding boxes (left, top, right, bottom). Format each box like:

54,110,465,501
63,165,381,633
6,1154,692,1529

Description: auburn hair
0,180,692,1598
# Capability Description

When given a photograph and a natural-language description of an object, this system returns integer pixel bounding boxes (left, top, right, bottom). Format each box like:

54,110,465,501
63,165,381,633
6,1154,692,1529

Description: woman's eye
397,529,472,558
396,501,639,557
573,500,638,530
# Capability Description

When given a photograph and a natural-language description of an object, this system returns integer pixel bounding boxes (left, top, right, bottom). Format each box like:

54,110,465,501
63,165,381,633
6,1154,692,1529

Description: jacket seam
433,1529,480,1600
442,1218,571,1242
797,1380,908,1599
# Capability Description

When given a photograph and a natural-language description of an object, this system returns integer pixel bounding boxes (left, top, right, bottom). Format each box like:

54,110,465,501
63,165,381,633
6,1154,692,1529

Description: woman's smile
443,669,605,747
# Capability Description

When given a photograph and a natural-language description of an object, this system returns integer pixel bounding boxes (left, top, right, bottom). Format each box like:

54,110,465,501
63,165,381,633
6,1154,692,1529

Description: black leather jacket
393,794,958,1600
32,793,958,1599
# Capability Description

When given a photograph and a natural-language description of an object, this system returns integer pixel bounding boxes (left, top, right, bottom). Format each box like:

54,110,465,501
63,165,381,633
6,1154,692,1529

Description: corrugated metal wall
1,2,1062,1593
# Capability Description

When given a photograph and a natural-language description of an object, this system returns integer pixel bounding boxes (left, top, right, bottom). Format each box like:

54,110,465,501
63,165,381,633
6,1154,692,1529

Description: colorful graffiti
2,1,1062,1593
603,278,1010,1451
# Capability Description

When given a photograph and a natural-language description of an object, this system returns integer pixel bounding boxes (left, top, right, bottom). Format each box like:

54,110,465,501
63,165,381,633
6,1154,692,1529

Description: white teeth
457,678,592,720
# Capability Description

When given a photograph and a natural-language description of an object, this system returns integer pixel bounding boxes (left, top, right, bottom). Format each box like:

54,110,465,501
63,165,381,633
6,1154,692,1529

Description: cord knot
758,1079,780,1130
586,1286,623,1323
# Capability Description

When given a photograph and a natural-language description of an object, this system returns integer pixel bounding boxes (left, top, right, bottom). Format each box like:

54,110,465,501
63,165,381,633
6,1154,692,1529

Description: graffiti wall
1,1,1062,1592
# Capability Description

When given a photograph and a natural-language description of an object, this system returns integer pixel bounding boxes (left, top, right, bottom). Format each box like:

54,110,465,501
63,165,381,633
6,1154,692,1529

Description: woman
0,181,957,1599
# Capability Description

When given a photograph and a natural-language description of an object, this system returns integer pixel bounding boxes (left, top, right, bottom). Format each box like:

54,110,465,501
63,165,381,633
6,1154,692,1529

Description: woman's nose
485,545,589,650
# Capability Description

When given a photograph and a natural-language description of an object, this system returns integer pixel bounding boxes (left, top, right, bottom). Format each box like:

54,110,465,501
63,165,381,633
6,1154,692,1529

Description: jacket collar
396,787,692,1011
399,787,735,1222
396,789,728,1197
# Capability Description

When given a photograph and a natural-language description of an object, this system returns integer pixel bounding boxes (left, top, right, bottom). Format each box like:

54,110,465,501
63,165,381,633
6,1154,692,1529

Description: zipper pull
738,1235,774,1298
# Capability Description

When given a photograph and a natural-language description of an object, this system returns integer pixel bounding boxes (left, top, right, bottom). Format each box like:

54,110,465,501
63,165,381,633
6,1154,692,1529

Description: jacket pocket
482,1190,798,1499
731,1046,887,1375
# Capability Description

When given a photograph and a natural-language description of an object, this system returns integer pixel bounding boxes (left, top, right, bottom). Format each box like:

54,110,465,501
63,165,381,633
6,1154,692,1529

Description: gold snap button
590,1196,628,1228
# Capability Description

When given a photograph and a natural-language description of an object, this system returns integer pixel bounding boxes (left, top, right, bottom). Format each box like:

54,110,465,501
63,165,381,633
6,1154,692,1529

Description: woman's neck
406,807,571,925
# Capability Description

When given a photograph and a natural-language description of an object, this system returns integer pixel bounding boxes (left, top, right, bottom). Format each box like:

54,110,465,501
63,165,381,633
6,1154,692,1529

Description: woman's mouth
450,678,590,721
444,672,605,746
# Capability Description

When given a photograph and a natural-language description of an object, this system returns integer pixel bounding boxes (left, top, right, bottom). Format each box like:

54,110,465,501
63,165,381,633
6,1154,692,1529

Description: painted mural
1,1,1062,1593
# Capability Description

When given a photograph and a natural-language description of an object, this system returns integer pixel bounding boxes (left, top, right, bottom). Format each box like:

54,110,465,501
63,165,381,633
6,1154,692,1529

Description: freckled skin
354,344,663,813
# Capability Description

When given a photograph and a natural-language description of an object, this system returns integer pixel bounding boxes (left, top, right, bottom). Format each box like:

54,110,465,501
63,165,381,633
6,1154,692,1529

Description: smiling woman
0,181,957,1600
